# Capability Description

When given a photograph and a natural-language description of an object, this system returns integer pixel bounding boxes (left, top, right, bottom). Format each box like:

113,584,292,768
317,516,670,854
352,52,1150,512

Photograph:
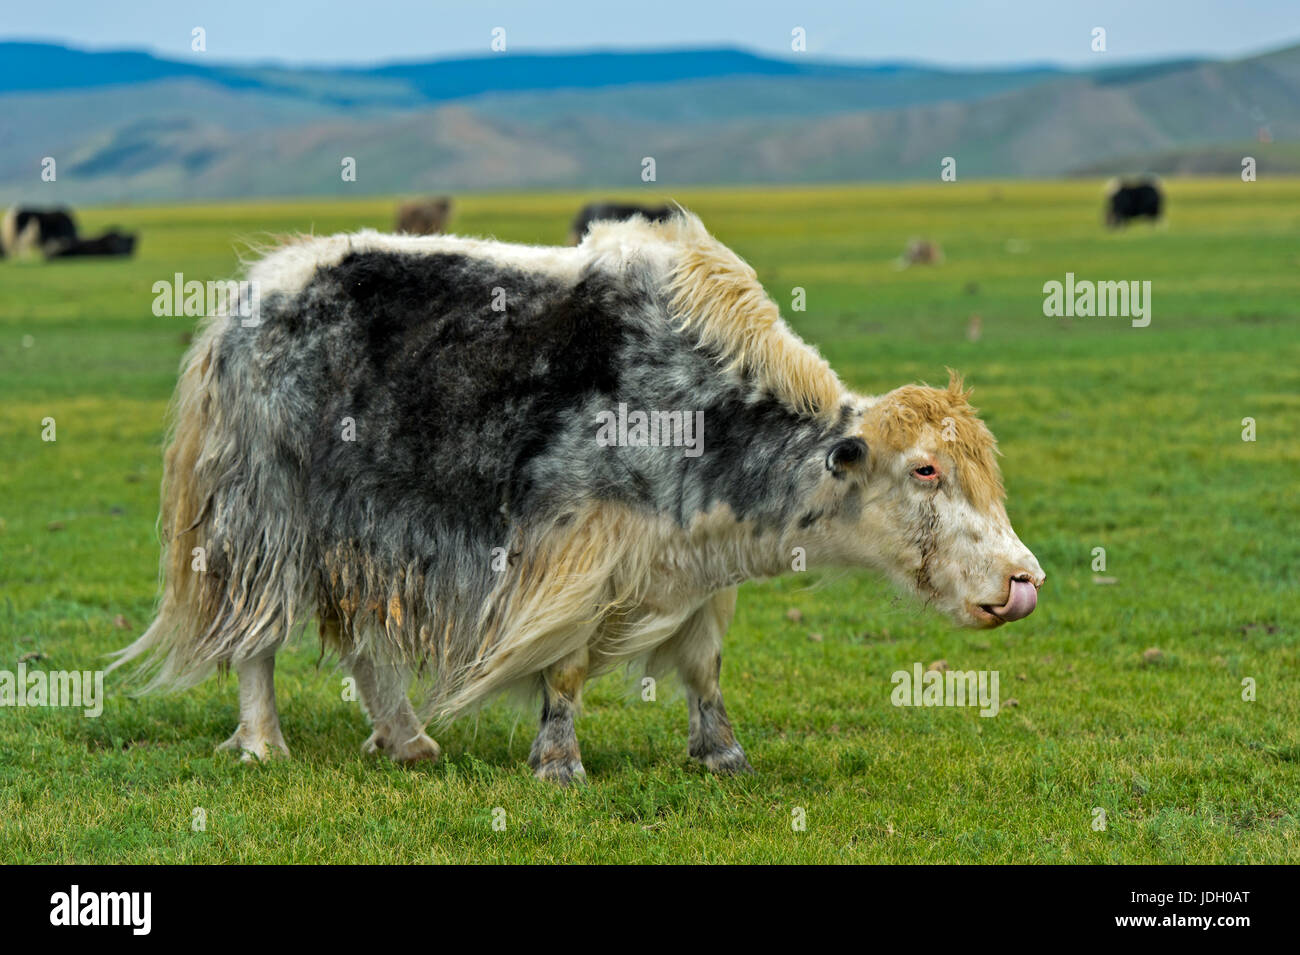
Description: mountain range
1,40,1297,202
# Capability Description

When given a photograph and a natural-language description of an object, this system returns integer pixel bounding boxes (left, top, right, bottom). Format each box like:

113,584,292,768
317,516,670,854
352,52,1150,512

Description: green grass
1,180,1298,863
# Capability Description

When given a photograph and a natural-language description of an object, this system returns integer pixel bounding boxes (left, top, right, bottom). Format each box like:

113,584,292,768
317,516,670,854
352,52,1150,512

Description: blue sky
4,0,1299,67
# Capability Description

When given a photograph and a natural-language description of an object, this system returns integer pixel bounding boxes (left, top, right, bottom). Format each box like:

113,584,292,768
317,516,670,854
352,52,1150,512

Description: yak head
813,373,1044,629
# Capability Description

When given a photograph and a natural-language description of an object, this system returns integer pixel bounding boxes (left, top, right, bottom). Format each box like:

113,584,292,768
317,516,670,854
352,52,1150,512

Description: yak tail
113,312,315,692
110,327,222,691
112,319,265,691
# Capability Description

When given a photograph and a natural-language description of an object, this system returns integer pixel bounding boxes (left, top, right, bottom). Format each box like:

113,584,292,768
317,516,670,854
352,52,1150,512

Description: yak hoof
694,742,754,776
363,729,442,764
532,756,586,786
216,726,290,763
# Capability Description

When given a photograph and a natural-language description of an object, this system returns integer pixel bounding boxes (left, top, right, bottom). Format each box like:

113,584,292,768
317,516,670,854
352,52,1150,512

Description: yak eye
912,465,939,480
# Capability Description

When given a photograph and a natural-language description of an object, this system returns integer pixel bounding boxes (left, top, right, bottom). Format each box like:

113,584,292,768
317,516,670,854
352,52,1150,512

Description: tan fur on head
865,370,1005,511
659,214,843,421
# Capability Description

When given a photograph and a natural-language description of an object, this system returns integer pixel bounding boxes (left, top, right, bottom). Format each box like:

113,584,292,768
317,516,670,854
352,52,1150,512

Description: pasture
0,179,1297,863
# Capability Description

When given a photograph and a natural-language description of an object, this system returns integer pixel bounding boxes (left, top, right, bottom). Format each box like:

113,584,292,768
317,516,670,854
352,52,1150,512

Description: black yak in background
1105,179,1164,228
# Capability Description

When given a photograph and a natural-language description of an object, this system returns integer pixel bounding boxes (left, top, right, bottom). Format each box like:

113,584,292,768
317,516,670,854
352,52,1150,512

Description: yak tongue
992,580,1037,621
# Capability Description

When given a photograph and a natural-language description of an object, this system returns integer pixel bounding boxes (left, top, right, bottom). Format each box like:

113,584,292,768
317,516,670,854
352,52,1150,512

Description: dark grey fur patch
226,249,839,531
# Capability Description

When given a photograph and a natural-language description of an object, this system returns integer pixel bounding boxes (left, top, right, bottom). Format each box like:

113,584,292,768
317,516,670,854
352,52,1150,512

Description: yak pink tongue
991,580,1037,621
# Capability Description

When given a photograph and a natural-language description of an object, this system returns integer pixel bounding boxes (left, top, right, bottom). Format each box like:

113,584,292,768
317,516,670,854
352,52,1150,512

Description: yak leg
661,587,752,774
528,646,588,785
348,649,441,764
216,650,290,762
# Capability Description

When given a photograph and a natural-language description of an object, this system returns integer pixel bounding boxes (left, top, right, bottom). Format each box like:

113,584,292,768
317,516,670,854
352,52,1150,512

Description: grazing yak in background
1,206,137,258
47,230,137,258
395,197,453,235
1,206,78,257
114,213,1044,783
1105,178,1163,228
897,238,945,268
568,201,674,244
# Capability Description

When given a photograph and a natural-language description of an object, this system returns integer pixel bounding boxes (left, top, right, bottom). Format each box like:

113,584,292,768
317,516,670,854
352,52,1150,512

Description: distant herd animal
113,209,1044,783
1105,178,1164,228
47,229,137,258
395,197,454,235
1,206,137,259
568,202,674,244
899,238,944,267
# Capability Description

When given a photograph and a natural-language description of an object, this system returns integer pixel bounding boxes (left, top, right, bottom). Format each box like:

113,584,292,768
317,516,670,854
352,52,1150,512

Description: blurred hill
1,41,1296,201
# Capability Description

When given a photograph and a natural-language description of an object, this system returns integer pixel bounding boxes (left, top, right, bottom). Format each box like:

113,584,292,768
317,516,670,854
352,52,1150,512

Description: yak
395,197,453,236
1105,178,1163,228
1,206,78,257
113,213,1044,784
2,206,137,258
47,230,137,258
568,202,674,245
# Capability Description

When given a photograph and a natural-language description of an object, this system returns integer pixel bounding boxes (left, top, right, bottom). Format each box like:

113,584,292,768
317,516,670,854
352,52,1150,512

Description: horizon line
3,35,1298,77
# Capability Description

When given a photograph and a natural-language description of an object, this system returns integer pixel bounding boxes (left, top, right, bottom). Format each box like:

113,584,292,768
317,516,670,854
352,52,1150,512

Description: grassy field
1,180,1297,863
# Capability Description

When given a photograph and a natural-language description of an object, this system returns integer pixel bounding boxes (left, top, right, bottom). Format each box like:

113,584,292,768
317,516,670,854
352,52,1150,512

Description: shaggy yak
114,212,1044,783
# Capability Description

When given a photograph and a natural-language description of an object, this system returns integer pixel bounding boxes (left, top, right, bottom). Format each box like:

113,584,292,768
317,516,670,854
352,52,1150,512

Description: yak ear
826,437,868,476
